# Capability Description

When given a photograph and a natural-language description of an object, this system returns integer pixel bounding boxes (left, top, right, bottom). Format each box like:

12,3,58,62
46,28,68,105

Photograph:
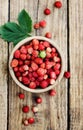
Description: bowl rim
9,36,64,93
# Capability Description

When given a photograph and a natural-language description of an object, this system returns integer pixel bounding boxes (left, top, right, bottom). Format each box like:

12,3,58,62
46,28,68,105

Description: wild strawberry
11,59,18,68
13,67,18,72
15,72,21,77
38,44,45,50
33,72,38,78
43,41,50,47
44,74,48,79
14,50,20,59
30,77,35,82
22,106,29,113
32,106,38,113
39,20,46,28
46,47,52,52
54,1,62,8
38,76,44,81
23,118,29,126
47,68,53,74
40,80,48,88
45,61,53,69
40,63,45,69
45,32,52,38
44,8,51,15
55,69,60,75
36,97,42,104
18,60,23,66
53,56,61,62
49,79,55,84
28,73,33,78
29,82,36,89
22,77,30,85
23,65,29,71
35,58,43,64
24,60,30,65
20,54,27,60
46,52,51,58
37,68,45,76
32,50,39,57
22,71,28,76
34,23,40,29
51,52,56,57
35,80,40,86
54,63,61,70
50,71,56,79
18,93,25,99
64,71,70,78
28,47,33,54
52,48,56,53
32,39,39,46
26,54,31,59
20,46,27,54
28,117,35,124
31,62,38,71
19,66,24,73
18,76,22,82
28,67,33,72
49,89,56,96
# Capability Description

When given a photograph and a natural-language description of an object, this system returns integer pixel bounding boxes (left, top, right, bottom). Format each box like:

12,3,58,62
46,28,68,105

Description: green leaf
18,9,32,33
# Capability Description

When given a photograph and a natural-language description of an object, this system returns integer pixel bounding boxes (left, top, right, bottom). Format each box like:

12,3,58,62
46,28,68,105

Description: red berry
18,60,23,66
18,93,25,99
64,71,70,78
35,80,40,86
33,72,38,78
35,58,43,64
15,72,21,77
23,118,29,126
38,76,44,81
44,8,51,15
49,89,56,96
20,54,27,60
37,68,45,76
28,117,35,124
43,41,50,47
19,66,24,73
32,50,39,57
45,61,53,69
34,23,40,29
54,63,61,70
28,47,33,54
20,46,27,54
49,79,55,85
55,69,60,75
29,82,36,89
36,97,42,104
40,63,45,69
54,1,62,8
23,65,29,71
22,71,28,76
52,48,56,53
31,62,38,71
53,56,61,62
32,106,38,113
45,32,52,38
26,54,31,59
39,20,46,28
22,77,30,85
38,44,45,50
13,67,18,72
22,106,29,113
18,76,22,82
50,71,56,79
32,39,39,46
24,60,30,65
14,50,20,59
11,59,18,68
40,80,48,88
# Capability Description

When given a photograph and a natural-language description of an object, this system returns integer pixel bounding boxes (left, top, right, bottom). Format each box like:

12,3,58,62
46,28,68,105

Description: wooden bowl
9,36,64,93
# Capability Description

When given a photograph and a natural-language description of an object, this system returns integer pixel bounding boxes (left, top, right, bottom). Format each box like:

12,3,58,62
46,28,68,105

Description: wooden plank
69,0,83,129
8,0,68,130
0,0,8,130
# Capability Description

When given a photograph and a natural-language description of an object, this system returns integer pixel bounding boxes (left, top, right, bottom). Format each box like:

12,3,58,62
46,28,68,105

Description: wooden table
0,0,83,130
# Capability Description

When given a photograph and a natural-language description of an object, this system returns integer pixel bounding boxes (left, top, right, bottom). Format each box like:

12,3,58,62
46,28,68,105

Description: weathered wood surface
0,0,83,130
0,1,8,130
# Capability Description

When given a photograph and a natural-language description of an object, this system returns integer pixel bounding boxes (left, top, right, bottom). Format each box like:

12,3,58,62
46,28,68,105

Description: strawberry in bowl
9,36,64,93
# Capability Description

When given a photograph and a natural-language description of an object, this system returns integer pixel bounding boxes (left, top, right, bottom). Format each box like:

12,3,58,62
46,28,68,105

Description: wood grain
69,0,83,129
0,0,8,130
8,0,68,130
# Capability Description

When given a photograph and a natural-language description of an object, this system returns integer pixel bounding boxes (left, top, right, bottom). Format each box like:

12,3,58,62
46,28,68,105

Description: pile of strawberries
11,39,61,89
